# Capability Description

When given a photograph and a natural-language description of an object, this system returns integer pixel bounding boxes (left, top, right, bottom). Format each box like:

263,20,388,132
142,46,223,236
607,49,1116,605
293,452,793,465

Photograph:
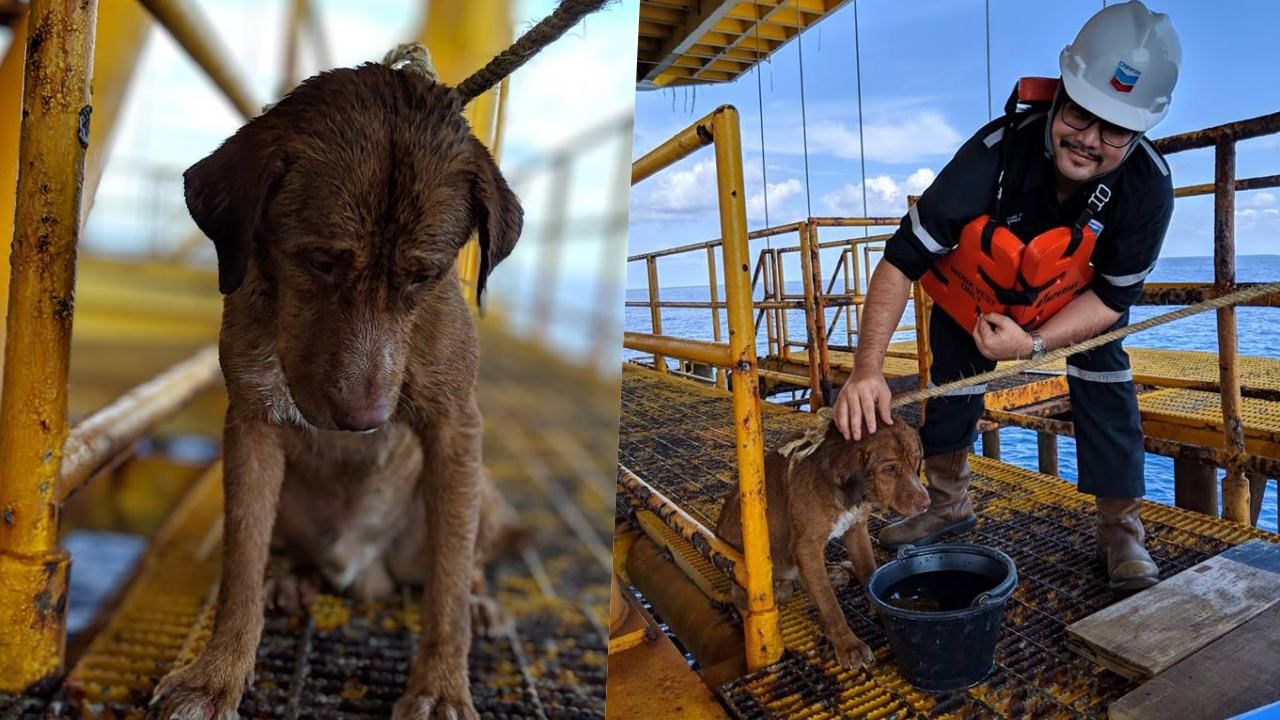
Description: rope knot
383,43,440,83
777,407,835,462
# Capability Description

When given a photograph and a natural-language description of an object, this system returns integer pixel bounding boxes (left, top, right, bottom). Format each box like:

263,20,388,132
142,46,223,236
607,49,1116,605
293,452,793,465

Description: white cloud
821,168,936,216
1235,191,1279,237
1238,191,1276,210
631,158,719,222
632,154,808,226
747,178,804,224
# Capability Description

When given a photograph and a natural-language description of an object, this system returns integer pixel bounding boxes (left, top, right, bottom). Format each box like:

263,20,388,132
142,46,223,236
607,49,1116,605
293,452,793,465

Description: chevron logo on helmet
1110,60,1141,93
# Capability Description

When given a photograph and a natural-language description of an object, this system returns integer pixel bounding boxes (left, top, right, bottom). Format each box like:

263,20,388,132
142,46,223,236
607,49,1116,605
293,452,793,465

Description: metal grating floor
615,365,1280,719
1139,387,1280,443
1,326,614,719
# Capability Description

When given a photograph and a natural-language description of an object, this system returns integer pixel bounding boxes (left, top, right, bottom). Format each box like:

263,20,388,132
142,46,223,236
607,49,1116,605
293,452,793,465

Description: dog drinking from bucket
716,409,931,670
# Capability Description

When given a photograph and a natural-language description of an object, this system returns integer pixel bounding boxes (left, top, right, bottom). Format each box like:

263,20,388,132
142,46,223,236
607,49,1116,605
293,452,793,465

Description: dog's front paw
396,654,476,720
831,631,875,671
147,659,250,720
391,691,478,720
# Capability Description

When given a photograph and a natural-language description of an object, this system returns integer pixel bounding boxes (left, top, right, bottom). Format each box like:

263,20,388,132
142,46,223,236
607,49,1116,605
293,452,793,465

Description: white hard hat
1059,0,1181,133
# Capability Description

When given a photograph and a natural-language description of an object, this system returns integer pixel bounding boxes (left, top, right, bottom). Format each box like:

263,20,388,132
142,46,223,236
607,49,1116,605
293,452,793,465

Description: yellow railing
627,105,780,670
0,0,236,691
626,215,921,409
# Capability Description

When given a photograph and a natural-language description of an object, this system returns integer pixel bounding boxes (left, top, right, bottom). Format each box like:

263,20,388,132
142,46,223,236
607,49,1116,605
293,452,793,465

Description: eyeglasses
1059,99,1139,148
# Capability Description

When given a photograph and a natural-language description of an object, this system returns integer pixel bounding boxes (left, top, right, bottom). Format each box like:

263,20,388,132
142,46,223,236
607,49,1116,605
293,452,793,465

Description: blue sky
627,0,1280,289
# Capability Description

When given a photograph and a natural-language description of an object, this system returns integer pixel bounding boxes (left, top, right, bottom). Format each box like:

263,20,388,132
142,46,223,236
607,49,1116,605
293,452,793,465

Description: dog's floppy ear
833,436,873,483
184,121,283,294
467,135,523,300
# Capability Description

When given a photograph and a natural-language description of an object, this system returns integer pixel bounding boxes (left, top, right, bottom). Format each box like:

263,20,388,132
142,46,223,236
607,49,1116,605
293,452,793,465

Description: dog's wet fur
716,419,930,670
148,64,523,720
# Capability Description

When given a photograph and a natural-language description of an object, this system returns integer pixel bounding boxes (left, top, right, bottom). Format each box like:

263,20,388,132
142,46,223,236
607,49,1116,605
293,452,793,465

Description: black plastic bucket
866,543,1017,692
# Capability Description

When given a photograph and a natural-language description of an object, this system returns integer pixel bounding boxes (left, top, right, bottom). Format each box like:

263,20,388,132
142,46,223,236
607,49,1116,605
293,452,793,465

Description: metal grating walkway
0,326,614,719
1139,387,1280,458
615,365,1280,719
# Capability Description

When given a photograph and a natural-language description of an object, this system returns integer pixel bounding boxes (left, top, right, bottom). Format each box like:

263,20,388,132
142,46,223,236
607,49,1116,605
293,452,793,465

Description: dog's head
824,420,930,518
184,65,522,431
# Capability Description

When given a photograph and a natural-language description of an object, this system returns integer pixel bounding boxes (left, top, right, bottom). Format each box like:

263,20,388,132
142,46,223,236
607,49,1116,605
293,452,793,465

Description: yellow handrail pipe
137,0,260,120
711,106,779,670
624,332,732,368
0,0,96,692
629,105,780,670
57,346,222,502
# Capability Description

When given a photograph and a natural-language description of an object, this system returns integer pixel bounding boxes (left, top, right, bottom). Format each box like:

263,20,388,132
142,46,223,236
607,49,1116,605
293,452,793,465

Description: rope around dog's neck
778,407,834,480
890,280,1280,409
454,0,613,103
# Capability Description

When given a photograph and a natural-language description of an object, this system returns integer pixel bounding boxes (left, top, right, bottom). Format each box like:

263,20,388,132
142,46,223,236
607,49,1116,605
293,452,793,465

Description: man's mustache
1060,138,1102,162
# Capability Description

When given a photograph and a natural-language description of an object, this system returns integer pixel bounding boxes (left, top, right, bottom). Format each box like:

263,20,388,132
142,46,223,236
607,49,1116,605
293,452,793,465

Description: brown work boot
1096,497,1160,592
878,450,977,549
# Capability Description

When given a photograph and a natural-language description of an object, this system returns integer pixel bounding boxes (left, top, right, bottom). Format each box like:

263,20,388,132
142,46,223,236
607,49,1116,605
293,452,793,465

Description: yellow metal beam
711,107,779,670
137,0,259,120
630,106,778,668
419,0,511,307
0,14,27,370
639,0,742,88
0,0,97,692
624,332,731,368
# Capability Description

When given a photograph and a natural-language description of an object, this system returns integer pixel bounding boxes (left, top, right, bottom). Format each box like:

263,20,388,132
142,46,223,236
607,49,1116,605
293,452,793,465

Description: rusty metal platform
0,326,614,719
1139,388,1280,459
615,365,1280,719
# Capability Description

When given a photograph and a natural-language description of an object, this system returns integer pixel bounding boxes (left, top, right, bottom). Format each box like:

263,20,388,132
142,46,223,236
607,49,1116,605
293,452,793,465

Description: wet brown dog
148,63,522,720
716,411,930,670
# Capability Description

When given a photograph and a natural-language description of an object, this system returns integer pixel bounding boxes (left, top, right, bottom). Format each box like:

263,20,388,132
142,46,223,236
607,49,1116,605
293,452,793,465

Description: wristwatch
1029,330,1046,360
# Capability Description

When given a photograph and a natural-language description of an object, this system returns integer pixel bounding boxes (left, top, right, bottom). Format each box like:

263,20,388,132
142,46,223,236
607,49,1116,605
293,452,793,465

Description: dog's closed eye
307,255,337,276
299,248,351,283
404,260,450,292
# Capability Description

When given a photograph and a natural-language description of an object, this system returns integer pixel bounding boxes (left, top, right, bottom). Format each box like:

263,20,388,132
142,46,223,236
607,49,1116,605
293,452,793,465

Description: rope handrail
891,280,1280,409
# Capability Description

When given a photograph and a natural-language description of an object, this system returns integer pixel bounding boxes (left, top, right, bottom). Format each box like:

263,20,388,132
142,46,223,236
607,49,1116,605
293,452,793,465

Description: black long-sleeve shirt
883,111,1174,312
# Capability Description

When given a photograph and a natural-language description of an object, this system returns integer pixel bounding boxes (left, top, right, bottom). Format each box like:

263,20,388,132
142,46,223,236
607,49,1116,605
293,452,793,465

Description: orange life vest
920,77,1116,334
922,214,1099,333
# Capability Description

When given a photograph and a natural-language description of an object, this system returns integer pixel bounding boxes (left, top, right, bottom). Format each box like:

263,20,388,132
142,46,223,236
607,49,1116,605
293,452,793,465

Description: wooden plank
1109,603,1280,720
1066,541,1280,680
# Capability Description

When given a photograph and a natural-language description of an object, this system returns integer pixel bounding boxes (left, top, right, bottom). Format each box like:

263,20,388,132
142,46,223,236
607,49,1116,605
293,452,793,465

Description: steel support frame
0,0,97,692
627,105,779,670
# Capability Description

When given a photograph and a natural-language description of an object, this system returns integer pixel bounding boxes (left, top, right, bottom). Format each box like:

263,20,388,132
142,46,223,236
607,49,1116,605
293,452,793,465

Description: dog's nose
333,401,391,432
914,489,932,513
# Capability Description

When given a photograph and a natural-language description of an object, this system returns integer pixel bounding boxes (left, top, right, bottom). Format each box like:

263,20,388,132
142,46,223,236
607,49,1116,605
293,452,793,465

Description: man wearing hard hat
833,1,1180,592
